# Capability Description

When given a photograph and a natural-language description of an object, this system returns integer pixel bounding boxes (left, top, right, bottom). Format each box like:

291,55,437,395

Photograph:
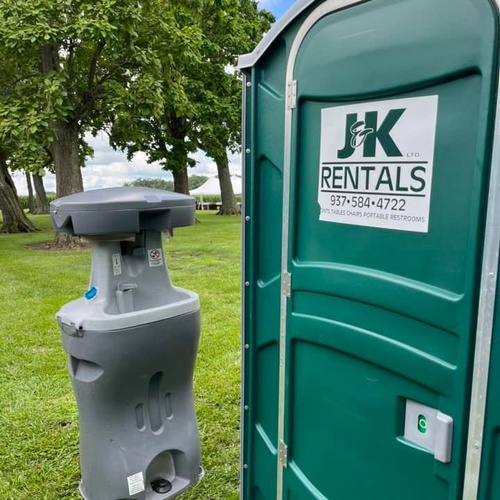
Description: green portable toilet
238,1,500,499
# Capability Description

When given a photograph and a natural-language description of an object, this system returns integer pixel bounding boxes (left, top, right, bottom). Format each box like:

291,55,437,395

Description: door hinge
287,80,297,109
278,440,288,467
282,271,292,298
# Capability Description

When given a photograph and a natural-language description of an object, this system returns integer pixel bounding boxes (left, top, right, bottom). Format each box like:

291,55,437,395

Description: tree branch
67,39,77,71
88,39,106,91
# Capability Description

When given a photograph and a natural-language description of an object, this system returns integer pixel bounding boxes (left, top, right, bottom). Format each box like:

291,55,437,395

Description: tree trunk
0,152,36,233
26,172,36,213
173,168,189,194
33,173,50,214
167,114,192,195
41,43,84,248
51,120,85,248
216,152,240,215
52,120,83,198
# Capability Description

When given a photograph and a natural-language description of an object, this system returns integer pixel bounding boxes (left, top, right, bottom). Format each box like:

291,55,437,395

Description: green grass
0,212,242,500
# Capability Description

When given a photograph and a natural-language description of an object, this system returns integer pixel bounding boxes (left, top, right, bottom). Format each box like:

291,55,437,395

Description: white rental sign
318,95,438,233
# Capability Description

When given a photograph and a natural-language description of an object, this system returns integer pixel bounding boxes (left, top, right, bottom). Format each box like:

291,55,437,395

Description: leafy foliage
195,0,274,161
0,0,203,195
110,0,274,179
17,193,56,210
125,177,175,191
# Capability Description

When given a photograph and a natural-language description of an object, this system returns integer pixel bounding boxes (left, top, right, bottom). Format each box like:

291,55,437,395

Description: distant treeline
124,176,208,192
18,194,56,211
123,176,240,203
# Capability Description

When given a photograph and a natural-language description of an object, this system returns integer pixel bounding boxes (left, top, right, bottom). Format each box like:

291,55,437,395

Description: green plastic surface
242,1,500,499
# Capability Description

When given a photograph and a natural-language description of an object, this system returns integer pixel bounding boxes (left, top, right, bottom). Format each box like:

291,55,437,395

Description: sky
12,0,296,195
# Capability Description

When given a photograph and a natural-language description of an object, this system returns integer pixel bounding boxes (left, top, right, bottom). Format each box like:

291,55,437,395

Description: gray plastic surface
67,312,201,500
50,187,195,236
57,231,199,332
55,227,202,499
404,400,453,464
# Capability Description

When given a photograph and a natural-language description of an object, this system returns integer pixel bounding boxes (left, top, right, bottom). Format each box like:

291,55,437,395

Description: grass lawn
0,212,242,500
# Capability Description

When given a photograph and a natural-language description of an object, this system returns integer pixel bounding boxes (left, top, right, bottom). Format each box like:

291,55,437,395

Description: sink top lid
50,187,196,236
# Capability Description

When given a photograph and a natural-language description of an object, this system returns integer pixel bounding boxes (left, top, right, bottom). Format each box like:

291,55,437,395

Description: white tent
190,175,242,209
190,175,242,196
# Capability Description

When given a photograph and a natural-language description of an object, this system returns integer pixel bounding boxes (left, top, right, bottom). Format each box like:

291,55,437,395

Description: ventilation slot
148,372,164,432
165,393,173,419
135,404,145,431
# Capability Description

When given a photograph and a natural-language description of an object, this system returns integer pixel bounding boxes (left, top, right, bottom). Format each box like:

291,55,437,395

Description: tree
110,1,203,194
110,0,273,210
0,39,39,231
0,147,36,233
19,168,50,215
25,172,35,213
33,171,50,214
194,0,273,215
0,0,202,242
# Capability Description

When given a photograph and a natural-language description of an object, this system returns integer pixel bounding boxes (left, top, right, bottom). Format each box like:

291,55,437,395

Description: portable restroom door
278,1,499,499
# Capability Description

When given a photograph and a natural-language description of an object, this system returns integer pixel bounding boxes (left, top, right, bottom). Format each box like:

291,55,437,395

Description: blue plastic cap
84,286,98,300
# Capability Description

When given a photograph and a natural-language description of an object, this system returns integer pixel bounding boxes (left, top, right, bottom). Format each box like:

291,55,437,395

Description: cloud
12,133,242,196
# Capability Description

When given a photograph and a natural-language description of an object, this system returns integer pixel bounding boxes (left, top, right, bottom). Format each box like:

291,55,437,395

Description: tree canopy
0,0,272,232
0,0,202,195
110,0,273,203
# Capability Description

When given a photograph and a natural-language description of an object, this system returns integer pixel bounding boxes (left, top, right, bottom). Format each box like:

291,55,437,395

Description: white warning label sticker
318,95,438,233
148,248,164,267
127,471,145,496
112,253,122,275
